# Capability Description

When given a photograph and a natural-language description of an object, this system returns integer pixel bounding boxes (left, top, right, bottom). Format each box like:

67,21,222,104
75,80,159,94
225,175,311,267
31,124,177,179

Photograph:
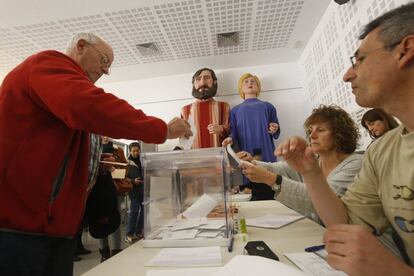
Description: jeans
127,193,143,236
0,231,75,276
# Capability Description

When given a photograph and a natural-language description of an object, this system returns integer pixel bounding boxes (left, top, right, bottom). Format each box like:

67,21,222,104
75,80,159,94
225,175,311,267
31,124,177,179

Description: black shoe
73,255,82,262
111,249,122,256
99,247,111,263
76,247,92,255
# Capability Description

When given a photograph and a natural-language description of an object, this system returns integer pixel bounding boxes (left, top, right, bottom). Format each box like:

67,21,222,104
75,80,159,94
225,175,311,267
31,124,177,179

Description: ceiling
0,0,331,83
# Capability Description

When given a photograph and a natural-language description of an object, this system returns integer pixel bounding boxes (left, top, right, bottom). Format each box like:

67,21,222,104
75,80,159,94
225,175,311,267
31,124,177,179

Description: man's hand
275,136,319,176
240,161,275,186
207,123,223,135
268,122,279,134
222,137,232,146
167,117,193,139
324,224,414,276
236,151,253,162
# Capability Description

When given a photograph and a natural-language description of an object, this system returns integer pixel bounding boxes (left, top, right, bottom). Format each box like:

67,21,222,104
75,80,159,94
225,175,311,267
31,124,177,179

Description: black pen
304,244,325,252
228,236,234,252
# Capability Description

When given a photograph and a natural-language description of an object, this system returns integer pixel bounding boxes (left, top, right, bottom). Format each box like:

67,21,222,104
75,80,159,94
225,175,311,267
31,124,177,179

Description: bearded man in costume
181,68,230,149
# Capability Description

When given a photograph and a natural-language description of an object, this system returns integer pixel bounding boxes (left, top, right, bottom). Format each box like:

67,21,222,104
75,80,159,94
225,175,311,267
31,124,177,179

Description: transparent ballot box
141,148,233,247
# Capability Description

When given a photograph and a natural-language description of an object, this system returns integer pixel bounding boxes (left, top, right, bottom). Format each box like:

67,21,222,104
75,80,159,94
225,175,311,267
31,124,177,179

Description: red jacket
0,51,167,237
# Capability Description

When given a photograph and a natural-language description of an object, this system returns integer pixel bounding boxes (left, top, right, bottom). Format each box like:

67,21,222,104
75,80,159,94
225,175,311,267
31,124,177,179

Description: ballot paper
199,219,225,230
145,246,223,267
111,168,126,179
246,213,304,229
162,229,198,240
146,267,219,276
226,144,242,165
284,252,348,276
213,255,306,276
182,193,218,219
171,219,202,231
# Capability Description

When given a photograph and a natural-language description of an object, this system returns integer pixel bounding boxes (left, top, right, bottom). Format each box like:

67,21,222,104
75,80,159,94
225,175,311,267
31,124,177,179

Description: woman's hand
240,162,275,186
236,151,253,162
275,136,320,176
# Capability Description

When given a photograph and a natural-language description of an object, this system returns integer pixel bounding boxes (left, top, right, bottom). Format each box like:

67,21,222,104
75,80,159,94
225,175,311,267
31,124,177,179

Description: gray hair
359,2,414,50
66,32,101,53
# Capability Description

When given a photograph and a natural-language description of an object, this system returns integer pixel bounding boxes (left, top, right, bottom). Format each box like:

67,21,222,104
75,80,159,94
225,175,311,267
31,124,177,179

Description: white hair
66,32,102,53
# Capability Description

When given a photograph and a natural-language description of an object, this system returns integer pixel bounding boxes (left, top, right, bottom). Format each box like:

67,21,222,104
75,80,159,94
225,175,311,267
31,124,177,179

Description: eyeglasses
87,43,111,75
350,41,401,69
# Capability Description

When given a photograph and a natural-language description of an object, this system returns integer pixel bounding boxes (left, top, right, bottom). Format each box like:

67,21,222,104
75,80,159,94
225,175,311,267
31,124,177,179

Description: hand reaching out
167,117,193,139
275,136,319,176
240,161,275,186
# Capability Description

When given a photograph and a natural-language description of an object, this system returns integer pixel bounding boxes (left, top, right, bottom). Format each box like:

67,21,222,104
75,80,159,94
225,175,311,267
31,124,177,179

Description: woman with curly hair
239,105,363,223
361,108,399,141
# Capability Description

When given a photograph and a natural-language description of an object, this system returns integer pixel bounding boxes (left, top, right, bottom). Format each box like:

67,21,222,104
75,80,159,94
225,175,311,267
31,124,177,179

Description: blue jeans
127,193,143,236
0,231,75,276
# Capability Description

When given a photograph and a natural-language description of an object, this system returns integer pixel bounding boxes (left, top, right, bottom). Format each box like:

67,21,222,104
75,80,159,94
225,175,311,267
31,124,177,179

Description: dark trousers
0,231,75,276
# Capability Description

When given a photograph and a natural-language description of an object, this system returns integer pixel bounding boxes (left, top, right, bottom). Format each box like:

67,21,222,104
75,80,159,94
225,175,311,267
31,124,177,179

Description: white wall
299,0,409,149
100,62,308,151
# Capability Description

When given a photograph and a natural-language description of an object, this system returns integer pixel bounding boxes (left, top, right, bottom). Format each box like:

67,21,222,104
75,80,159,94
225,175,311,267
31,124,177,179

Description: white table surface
82,200,326,275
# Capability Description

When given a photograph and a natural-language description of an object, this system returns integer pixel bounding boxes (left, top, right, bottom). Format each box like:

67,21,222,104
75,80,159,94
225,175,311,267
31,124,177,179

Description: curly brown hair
304,105,360,154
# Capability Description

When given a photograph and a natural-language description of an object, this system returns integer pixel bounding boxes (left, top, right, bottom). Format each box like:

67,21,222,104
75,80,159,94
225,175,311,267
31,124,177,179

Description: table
82,200,326,275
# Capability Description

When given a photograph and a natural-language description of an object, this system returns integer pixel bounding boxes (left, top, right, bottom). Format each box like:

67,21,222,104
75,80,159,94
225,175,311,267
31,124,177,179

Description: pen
228,236,234,252
304,244,325,252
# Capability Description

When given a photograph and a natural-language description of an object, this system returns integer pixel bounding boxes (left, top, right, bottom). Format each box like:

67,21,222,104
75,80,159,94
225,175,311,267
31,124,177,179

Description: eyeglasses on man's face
87,43,111,75
349,40,401,70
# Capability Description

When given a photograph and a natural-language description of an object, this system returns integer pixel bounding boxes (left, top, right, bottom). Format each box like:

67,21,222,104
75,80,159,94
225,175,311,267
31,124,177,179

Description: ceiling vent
136,42,160,56
217,31,239,47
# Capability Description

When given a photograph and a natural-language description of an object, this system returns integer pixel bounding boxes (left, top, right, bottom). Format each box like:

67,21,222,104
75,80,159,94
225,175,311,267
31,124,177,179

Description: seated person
361,108,399,146
239,105,363,223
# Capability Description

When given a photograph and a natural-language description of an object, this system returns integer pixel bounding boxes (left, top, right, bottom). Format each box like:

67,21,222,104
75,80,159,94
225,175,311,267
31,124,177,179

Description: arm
275,136,349,226
324,224,414,276
30,52,167,143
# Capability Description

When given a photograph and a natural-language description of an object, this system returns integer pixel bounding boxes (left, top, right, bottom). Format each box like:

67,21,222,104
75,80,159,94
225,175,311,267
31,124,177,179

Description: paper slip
213,255,306,276
284,253,348,276
246,213,304,229
231,193,252,202
111,168,126,179
146,267,219,276
183,193,218,219
145,246,222,267
99,160,128,166
199,220,225,230
171,219,202,231
197,230,222,238
163,229,198,240
226,144,242,165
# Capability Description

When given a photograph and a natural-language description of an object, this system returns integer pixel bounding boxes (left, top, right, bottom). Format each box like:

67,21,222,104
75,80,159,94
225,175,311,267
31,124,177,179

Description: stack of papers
146,255,306,275
246,213,304,229
284,252,347,276
145,246,222,267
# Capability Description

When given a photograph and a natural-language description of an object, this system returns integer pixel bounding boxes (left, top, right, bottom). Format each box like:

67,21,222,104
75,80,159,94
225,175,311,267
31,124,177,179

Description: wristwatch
272,174,283,191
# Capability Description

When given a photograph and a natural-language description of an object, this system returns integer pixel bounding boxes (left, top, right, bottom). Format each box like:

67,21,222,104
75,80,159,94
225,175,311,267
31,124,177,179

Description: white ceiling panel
0,0,331,83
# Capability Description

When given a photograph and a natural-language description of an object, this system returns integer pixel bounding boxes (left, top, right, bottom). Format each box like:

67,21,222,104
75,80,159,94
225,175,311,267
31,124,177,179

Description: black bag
85,172,120,239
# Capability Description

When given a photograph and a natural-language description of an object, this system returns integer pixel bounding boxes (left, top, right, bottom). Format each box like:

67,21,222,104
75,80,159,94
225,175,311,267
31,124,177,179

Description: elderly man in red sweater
0,32,191,275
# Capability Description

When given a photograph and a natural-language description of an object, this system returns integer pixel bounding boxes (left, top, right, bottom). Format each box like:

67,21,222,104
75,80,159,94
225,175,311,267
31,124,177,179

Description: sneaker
125,234,138,243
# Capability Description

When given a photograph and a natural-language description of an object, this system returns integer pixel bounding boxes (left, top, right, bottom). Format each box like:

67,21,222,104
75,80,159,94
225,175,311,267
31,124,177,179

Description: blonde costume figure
223,73,280,162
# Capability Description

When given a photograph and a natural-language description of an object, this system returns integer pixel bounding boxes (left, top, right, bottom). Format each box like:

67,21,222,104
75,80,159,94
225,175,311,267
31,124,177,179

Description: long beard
192,84,217,100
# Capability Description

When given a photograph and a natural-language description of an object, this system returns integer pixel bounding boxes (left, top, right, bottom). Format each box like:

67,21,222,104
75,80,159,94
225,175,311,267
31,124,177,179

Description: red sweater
0,51,167,237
